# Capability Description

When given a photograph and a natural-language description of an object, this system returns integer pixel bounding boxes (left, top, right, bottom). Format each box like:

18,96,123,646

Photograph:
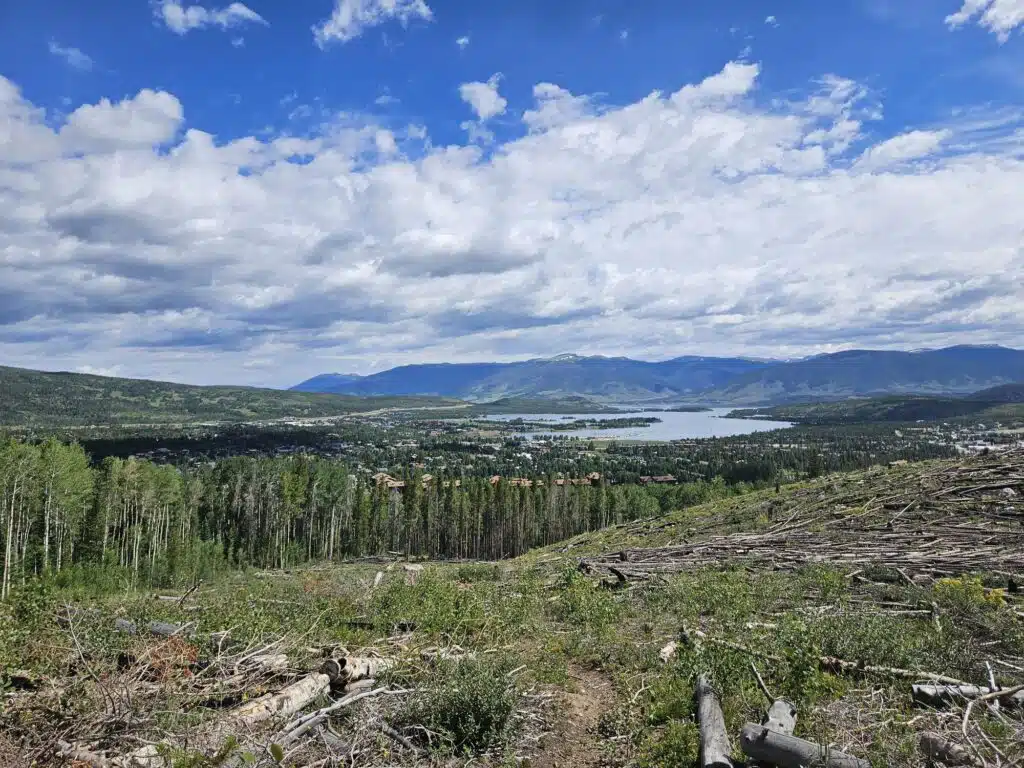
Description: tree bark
695,675,735,768
739,723,869,768
918,732,981,766
329,655,395,683
228,671,332,727
912,684,1024,708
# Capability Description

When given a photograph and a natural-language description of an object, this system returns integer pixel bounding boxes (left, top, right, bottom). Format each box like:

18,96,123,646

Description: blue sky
6,1,1022,145
0,0,1023,385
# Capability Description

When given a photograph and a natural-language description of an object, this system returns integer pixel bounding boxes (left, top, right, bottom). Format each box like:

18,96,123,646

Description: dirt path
532,665,615,768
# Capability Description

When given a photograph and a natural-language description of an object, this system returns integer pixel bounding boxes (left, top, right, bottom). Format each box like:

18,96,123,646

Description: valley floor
2,451,1023,767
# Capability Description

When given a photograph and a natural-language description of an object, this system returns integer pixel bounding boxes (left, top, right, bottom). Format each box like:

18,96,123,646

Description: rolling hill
706,345,1024,404
729,381,1024,425
294,346,1024,405
0,365,459,427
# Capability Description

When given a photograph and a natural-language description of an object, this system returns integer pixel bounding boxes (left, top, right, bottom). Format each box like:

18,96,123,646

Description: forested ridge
0,365,458,427
0,436,743,593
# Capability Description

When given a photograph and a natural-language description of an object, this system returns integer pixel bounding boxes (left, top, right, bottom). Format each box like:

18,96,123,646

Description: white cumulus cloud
1,61,1022,386
456,35,470,50
59,90,184,152
459,74,507,143
155,1,267,35
854,129,952,171
946,0,1024,42
48,40,93,71
313,0,433,47
459,74,507,121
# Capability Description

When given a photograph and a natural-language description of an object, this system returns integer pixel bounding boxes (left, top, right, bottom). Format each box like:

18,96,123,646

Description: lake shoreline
481,407,793,441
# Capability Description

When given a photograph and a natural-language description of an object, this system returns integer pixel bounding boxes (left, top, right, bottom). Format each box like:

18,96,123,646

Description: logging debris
577,448,1024,580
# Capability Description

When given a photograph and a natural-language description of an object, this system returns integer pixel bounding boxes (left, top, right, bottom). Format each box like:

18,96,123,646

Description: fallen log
739,723,869,768
918,732,981,766
912,684,1024,708
817,657,971,686
328,655,395,683
695,675,735,768
228,667,333,726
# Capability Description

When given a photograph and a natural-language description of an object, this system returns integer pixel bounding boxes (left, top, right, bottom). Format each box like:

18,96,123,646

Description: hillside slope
5,451,1022,766
0,365,458,427
707,345,1024,404
558,448,1024,567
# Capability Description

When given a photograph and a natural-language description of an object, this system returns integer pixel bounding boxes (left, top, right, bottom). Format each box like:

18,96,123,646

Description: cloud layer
48,40,93,71
947,0,1024,41
1,61,1023,385
313,0,433,47
154,1,267,35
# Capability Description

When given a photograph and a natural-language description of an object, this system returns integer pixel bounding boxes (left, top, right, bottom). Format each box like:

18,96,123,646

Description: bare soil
532,665,615,768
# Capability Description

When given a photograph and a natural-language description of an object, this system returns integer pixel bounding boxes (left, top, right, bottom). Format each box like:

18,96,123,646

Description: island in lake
498,416,662,432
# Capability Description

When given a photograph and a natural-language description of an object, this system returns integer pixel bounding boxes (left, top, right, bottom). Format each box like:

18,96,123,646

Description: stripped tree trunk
695,675,735,768
739,723,869,768
912,684,1024,707
228,671,332,727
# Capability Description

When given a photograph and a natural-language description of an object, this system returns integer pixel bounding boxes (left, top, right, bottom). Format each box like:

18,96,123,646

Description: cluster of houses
638,475,678,485
370,471,610,490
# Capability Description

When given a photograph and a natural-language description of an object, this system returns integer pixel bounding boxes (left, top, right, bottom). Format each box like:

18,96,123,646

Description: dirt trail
533,665,615,768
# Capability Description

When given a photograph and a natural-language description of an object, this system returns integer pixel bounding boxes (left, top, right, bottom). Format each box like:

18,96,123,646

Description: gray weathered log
695,675,735,768
912,683,1024,708
918,732,981,766
740,723,869,768
763,699,797,735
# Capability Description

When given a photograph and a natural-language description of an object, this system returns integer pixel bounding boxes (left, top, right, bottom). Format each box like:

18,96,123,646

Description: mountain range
292,346,1024,406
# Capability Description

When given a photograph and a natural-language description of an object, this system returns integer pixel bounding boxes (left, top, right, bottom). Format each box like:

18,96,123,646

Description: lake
483,408,793,441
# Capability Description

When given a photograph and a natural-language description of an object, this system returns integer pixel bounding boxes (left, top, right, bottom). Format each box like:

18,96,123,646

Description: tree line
0,437,744,593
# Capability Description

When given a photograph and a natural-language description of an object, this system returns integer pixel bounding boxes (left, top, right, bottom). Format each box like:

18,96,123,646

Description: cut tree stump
763,699,797,735
739,723,869,768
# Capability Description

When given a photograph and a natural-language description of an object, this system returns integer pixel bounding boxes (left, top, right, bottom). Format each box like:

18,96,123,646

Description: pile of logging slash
8,608,421,767
578,447,1024,582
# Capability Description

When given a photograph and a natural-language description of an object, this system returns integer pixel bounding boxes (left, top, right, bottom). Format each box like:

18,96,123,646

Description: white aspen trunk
3,478,19,600
42,478,53,573
56,518,64,572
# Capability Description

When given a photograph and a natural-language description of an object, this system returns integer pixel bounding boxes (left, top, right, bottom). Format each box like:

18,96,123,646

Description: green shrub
454,563,503,582
397,656,520,754
370,569,485,637
636,720,700,767
549,566,620,629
